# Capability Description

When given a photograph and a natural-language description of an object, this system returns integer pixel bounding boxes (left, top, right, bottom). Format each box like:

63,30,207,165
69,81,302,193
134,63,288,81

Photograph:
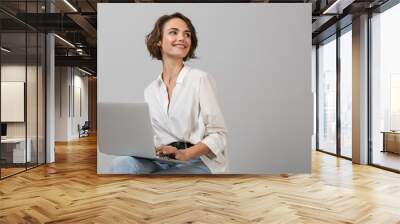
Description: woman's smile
173,43,187,49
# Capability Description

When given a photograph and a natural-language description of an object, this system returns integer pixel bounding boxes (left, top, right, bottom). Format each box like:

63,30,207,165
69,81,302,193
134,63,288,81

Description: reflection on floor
0,167,25,177
0,163,40,178
341,147,352,158
373,150,400,171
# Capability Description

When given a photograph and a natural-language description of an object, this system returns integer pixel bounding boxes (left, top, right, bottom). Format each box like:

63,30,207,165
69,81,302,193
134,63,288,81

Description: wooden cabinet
382,132,400,154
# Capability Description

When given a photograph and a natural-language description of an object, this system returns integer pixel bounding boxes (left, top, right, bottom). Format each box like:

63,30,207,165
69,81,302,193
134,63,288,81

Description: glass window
339,28,352,158
371,3,400,171
318,36,337,154
312,46,317,150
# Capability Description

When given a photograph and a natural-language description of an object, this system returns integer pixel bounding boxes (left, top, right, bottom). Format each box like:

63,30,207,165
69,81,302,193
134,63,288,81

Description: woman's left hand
156,146,190,161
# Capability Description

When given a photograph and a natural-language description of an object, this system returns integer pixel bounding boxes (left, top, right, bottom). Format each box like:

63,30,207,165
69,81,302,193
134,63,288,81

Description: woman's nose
177,32,185,41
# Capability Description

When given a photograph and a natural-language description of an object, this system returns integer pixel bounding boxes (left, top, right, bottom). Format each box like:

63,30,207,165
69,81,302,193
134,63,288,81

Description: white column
45,0,56,163
46,33,55,163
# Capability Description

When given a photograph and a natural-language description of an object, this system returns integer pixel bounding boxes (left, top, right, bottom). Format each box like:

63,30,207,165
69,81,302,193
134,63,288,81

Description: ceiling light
63,0,78,12
323,0,355,15
76,48,85,55
78,67,93,76
323,0,340,14
54,34,75,48
1,47,11,53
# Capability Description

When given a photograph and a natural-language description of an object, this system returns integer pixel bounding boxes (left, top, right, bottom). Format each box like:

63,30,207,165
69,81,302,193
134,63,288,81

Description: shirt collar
157,65,190,86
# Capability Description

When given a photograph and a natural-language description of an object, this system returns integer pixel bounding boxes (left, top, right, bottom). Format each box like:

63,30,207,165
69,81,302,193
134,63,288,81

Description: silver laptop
98,102,187,164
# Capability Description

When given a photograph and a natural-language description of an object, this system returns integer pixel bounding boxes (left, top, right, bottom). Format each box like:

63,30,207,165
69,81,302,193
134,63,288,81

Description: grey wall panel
98,3,312,174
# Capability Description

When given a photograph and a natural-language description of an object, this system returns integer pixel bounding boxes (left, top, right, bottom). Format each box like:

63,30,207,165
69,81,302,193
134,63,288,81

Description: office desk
382,131,400,154
1,138,32,163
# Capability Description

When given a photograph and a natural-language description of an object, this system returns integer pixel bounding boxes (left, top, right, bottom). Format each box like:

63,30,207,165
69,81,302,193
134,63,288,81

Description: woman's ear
157,41,161,47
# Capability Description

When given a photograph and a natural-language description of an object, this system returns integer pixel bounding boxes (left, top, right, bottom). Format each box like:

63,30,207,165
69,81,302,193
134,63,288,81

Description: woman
111,12,228,174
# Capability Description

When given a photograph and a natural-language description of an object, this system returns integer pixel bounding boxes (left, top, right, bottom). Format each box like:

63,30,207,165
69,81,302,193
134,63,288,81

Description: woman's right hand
155,145,191,161
156,145,178,158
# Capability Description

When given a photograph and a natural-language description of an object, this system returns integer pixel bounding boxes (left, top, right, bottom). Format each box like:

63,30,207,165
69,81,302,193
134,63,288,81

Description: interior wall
55,66,70,141
1,65,38,139
55,66,89,141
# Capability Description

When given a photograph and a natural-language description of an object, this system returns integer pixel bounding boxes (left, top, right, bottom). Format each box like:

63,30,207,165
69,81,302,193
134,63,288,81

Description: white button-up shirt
144,65,228,174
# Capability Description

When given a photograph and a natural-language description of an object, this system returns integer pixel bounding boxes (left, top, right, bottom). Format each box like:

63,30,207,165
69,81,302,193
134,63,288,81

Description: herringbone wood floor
1,134,400,224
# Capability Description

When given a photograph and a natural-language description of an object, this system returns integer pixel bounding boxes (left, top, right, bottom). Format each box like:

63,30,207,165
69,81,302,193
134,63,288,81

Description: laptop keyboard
156,155,188,164
158,155,175,160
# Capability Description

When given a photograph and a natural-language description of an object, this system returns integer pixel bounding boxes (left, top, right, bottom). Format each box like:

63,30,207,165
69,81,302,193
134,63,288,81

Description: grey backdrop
97,3,312,174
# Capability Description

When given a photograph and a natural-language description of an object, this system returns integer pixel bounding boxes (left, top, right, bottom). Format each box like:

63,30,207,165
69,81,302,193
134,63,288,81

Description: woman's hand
156,146,190,161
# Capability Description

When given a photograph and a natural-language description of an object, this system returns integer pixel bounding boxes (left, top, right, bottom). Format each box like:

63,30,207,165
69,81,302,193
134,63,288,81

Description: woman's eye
185,33,191,38
169,31,177,35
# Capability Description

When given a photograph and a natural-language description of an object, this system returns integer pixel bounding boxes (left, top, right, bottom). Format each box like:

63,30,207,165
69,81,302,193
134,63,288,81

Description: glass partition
0,1,46,179
27,0,41,170
38,32,45,165
0,31,28,177
27,31,38,169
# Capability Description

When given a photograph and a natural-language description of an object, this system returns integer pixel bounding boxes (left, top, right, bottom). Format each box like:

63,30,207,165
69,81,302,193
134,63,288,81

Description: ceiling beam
67,13,97,45
55,55,96,70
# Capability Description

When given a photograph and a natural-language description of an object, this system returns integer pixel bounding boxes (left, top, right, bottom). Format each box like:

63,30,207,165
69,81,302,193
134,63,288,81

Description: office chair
79,121,90,138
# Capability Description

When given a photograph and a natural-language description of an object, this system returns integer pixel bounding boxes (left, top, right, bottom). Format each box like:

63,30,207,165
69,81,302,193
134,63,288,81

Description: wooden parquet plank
1,134,400,223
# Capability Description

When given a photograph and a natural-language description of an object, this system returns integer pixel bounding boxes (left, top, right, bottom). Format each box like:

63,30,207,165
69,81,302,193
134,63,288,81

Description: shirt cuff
201,137,225,163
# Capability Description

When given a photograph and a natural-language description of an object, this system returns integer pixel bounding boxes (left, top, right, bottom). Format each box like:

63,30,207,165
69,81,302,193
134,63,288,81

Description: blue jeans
110,156,211,174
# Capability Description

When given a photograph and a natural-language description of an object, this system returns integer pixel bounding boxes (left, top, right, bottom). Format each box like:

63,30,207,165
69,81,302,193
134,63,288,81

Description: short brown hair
145,12,198,61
